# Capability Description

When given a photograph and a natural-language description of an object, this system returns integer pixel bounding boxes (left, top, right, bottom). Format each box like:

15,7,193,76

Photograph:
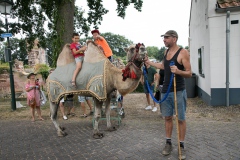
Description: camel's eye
140,47,145,52
130,48,135,53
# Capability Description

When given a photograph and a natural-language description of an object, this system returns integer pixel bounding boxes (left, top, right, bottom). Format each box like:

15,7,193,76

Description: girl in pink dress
25,73,44,122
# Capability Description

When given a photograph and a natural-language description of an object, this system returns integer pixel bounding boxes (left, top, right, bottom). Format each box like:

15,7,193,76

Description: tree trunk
56,1,75,49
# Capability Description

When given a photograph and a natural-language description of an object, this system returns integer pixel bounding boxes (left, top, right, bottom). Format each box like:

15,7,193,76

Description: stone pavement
0,114,240,160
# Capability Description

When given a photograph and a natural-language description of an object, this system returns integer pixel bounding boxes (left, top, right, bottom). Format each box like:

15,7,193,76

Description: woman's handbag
40,90,47,106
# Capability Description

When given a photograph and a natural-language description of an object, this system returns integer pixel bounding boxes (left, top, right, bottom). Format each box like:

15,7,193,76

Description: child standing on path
25,73,44,122
70,33,87,87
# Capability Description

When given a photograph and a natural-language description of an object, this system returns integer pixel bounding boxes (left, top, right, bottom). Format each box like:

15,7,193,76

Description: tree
11,38,28,65
158,47,166,61
146,46,159,58
34,64,50,82
1,0,143,67
101,32,133,57
0,41,5,63
82,32,133,57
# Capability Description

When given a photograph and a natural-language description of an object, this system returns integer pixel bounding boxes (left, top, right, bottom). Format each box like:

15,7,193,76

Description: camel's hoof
93,133,104,139
57,131,68,137
60,126,65,131
107,126,117,132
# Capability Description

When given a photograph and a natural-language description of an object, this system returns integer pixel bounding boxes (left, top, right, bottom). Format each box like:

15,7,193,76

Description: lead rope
143,61,175,103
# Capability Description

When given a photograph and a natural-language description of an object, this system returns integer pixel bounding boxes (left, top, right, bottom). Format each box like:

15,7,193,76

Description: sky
76,0,191,48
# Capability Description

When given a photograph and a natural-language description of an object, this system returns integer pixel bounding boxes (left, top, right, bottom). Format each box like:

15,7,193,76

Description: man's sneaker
162,143,172,156
63,115,68,120
152,107,157,112
179,147,186,160
145,105,152,110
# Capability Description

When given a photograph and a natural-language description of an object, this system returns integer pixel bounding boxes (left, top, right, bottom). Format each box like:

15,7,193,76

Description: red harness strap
122,43,144,81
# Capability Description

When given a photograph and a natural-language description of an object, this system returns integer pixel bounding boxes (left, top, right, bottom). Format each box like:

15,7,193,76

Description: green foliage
86,0,109,28
158,47,166,61
34,64,50,81
24,65,30,68
115,0,143,18
146,46,159,58
178,45,183,48
82,32,133,57
0,65,9,74
122,60,127,65
146,46,166,62
0,42,5,63
5,1,144,67
102,32,133,57
133,83,144,93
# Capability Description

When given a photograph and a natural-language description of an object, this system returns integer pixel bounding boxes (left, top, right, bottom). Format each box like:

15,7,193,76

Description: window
198,46,205,78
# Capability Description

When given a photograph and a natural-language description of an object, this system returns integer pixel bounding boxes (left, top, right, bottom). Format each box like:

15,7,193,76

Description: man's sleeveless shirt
161,48,185,93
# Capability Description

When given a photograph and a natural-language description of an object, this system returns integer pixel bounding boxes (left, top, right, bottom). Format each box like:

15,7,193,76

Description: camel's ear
124,47,129,53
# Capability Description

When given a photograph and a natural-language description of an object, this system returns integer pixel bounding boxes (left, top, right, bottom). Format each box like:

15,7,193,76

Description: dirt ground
1,93,240,122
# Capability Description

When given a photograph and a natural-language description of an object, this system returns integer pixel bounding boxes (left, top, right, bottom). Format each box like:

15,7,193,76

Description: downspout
226,11,230,107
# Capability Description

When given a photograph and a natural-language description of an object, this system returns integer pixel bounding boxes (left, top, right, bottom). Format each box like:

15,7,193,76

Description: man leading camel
145,30,191,159
91,29,113,62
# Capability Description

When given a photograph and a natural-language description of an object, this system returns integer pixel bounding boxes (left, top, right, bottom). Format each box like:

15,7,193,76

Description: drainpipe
226,11,230,107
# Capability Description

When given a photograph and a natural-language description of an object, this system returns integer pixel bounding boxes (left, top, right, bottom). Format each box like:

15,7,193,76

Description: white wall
208,1,240,88
189,0,211,95
190,0,240,95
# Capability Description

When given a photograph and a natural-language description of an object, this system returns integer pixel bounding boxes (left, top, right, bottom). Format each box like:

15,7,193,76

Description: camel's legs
93,98,102,134
50,101,67,137
105,96,117,131
105,96,112,129
92,98,105,139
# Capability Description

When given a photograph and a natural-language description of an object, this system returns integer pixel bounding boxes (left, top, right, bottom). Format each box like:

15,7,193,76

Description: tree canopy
86,32,133,57
0,0,143,67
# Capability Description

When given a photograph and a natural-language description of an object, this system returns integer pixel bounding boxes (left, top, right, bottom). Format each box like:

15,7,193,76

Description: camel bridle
122,43,146,81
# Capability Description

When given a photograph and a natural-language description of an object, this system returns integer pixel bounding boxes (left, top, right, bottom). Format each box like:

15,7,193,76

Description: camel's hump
56,44,75,66
56,41,107,66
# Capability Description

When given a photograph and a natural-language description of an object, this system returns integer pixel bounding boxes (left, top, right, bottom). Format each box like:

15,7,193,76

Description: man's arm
145,60,164,70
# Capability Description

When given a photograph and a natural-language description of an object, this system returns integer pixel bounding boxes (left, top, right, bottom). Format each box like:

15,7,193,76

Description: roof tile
217,0,240,8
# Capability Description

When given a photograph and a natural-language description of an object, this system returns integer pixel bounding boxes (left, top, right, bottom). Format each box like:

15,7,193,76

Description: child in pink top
25,73,44,122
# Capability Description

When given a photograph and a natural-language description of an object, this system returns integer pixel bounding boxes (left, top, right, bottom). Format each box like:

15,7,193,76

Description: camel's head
122,43,147,81
124,43,147,66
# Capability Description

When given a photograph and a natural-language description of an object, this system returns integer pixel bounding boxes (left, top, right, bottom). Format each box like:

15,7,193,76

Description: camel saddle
47,41,113,103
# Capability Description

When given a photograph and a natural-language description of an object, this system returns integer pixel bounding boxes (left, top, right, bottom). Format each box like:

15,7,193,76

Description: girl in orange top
91,29,113,62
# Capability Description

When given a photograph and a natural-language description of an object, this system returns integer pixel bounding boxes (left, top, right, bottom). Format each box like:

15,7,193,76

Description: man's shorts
75,56,84,63
161,89,187,120
78,96,90,102
143,83,155,94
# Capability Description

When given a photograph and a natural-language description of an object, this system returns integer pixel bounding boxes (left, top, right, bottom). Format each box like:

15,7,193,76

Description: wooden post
173,74,181,159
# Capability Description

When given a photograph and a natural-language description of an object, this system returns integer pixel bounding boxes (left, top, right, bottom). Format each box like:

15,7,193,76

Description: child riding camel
70,33,87,87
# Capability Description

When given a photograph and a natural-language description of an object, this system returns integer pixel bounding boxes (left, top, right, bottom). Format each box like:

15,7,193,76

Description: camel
47,40,147,138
